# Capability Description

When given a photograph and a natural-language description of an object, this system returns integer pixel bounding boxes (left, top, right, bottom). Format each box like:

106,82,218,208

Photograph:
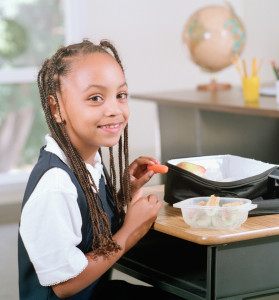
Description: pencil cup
276,80,279,104
242,76,260,102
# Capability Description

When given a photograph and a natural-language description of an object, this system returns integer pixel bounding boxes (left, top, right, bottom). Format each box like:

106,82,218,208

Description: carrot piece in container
147,164,168,174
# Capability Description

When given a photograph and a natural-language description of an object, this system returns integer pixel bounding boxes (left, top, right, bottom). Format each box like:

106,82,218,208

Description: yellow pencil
232,55,243,78
242,60,248,77
252,58,256,77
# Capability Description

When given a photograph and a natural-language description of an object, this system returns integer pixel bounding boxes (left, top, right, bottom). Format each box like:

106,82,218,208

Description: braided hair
37,39,131,256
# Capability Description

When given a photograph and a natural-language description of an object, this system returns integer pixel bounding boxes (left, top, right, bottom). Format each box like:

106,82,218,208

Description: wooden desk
114,185,279,300
131,88,279,164
147,185,279,245
132,88,279,118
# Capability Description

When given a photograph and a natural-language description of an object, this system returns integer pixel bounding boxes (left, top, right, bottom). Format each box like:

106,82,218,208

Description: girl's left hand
129,156,159,198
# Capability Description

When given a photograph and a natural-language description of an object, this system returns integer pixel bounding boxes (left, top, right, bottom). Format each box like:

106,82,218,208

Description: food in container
173,195,257,230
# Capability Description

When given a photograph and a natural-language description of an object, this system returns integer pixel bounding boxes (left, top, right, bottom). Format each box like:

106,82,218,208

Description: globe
182,4,246,90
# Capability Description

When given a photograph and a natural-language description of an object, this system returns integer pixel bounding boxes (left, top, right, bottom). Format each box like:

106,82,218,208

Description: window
0,0,88,173
0,0,64,172
0,0,88,201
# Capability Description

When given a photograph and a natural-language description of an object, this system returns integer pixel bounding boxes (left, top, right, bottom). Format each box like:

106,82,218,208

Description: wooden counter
132,87,279,118
143,185,279,245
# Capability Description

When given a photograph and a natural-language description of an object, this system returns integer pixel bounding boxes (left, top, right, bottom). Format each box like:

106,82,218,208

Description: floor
1,222,278,300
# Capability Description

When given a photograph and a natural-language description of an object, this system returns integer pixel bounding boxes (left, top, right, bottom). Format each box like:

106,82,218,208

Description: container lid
173,197,254,211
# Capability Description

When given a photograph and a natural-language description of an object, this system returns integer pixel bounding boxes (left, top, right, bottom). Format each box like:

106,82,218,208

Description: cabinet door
214,236,279,298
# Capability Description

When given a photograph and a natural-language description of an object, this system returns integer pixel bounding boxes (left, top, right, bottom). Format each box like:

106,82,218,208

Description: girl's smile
98,122,123,131
50,52,130,164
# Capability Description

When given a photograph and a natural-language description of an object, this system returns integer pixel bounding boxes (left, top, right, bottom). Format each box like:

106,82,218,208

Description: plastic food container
173,197,257,230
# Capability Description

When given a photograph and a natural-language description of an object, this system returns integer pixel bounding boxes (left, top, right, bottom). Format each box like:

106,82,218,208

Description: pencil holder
242,76,260,102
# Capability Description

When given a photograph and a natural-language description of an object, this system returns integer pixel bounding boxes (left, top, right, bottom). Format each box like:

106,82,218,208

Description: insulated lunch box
164,155,279,216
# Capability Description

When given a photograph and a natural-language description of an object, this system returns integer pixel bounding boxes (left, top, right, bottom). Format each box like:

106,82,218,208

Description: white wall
87,0,246,91
242,0,279,82
86,0,279,184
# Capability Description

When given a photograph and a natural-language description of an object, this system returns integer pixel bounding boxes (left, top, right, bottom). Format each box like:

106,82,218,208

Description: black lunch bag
164,155,279,216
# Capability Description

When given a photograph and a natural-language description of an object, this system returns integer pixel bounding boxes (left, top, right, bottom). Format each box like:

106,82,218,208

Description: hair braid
109,147,118,201
99,40,124,71
123,125,131,204
37,39,129,255
118,135,124,201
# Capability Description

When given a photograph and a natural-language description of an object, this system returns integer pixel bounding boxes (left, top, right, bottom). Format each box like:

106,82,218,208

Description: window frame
0,0,89,202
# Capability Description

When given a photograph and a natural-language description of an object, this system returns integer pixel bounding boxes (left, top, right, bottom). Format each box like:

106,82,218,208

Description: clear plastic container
173,197,257,230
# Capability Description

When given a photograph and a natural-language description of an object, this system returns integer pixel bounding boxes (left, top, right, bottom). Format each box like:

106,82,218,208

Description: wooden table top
143,185,279,245
131,87,279,118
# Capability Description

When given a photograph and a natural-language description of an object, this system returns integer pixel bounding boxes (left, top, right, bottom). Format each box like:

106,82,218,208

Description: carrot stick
147,164,168,174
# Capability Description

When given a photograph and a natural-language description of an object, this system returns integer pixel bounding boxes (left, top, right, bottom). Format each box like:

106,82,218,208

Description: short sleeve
19,167,88,286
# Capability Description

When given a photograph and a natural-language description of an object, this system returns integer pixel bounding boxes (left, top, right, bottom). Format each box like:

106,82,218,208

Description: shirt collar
44,134,103,191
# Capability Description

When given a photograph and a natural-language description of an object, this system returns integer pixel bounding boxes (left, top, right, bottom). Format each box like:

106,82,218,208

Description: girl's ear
48,95,63,123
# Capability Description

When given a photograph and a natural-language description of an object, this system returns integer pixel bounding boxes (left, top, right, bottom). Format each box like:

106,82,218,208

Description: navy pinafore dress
18,148,119,300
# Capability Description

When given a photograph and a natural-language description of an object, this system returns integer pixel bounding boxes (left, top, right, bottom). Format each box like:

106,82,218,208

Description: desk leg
206,246,216,300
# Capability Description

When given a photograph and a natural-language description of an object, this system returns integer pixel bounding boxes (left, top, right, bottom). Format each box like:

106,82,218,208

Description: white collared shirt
19,135,104,286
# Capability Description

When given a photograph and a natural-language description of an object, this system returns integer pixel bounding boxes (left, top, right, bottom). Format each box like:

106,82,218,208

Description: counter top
143,185,279,245
132,88,279,118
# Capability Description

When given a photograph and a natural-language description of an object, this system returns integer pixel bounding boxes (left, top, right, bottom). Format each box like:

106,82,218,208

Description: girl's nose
104,98,122,116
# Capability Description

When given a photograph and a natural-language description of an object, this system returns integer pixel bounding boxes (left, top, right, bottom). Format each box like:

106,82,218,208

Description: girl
18,39,177,300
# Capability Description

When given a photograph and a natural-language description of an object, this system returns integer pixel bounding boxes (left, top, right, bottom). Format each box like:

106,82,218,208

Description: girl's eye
89,95,103,102
117,92,128,100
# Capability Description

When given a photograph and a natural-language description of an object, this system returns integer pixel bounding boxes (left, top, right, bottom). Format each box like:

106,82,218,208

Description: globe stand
197,77,231,91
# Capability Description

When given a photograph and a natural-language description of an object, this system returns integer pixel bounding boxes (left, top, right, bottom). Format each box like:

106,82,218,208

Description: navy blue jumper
18,148,119,300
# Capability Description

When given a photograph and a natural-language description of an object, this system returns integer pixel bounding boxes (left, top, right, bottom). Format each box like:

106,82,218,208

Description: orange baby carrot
147,164,168,174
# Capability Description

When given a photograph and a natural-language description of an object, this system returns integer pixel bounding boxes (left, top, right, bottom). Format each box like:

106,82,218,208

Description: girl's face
52,52,129,164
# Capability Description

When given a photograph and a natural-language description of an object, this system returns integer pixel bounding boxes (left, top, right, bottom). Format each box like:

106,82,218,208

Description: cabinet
131,88,279,165
116,230,279,299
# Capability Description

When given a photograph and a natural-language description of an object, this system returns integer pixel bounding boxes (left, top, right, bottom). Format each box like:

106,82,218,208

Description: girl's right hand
120,188,162,252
